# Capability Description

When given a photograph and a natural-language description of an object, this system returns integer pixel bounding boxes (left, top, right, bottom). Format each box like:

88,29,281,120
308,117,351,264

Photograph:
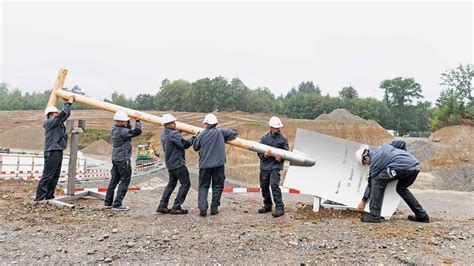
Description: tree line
1,64,472,135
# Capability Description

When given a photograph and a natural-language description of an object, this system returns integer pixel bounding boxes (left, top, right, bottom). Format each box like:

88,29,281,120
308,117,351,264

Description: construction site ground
0,171,473,264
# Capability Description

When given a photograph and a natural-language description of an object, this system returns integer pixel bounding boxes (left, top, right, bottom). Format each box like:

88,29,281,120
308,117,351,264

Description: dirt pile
311,109,391,145
0,125,44,151
81,139,112,156
315,108,363,121
405,125,473,191
429,125,473,163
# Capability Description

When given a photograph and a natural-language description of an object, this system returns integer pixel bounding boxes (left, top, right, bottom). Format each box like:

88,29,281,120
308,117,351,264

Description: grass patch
245,122,266,127
132,131,155,147
79,129,111,149
78,129,155,149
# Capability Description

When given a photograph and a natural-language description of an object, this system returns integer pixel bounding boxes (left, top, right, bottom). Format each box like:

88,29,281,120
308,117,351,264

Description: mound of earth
404,125,473,191
429,125,473,159
0,125,44,151
315,108,363,121
81,139,112,156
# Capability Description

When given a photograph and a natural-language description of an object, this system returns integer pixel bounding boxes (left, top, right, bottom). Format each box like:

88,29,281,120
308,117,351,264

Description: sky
1,1,473,103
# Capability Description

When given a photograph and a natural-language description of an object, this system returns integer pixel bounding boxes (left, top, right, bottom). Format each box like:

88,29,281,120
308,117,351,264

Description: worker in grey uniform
257,116,289,218
356,140,429,223
193,113,238,217
105,110,142,211
35,96,74,201
156,114,195,215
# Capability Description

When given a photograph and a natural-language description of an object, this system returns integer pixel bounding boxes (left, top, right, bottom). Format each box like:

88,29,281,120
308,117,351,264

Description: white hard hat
113,110,129,121
203,113,218,125
44,106,59,117
268,116,284,128
162,114,177,124
355,148,368,165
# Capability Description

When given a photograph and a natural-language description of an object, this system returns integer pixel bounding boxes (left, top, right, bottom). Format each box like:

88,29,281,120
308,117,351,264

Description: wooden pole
47,69,69,107
52,71,316,167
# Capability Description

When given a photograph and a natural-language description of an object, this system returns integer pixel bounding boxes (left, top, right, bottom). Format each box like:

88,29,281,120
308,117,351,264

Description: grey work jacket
257,131,289,171
161,127,194,170
363,143,419,201
43,103,71,152
111,121,142,162
193,126,238,169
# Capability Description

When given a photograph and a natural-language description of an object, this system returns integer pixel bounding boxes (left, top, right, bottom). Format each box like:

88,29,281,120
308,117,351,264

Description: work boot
170,208,188,215
156,206,170,214
408,214,430,223
210,208,219,215
104,204,112,209
360,214,381,223
199,210,207,217
272,209,284,218
258,206,272,214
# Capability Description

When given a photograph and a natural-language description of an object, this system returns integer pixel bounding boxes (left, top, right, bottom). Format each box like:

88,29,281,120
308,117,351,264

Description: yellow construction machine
136,141,160,165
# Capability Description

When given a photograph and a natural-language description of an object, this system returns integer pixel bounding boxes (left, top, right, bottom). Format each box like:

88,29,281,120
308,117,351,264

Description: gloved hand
126,120,132,129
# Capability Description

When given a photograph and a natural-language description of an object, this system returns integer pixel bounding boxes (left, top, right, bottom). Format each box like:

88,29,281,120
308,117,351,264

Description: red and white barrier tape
71,186,299,194
0,174,110,181
222,187,300,194
0,169,109,175
74,187,143,192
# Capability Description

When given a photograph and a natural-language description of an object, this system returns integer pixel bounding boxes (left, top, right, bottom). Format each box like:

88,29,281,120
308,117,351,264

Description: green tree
135,94,157,110
298,81,321,95
430,64,474,130
379,77,424,134
380,77,422,107
338,86,359,100
105,91,135,108
440,63,473,103
246,87,276,113
156,79,192,111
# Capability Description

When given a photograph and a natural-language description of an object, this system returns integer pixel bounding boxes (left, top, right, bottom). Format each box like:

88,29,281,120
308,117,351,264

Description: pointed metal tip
304,158,316,167
290,157,316,167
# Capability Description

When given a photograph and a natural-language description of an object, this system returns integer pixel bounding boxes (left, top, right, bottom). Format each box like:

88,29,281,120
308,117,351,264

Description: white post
313,196,321,212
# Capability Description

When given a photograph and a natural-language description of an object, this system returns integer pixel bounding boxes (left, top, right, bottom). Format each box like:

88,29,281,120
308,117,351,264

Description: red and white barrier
74,187,143,192
222,187,300,194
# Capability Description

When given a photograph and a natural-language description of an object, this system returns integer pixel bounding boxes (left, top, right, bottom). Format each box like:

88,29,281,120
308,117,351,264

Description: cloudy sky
1,1,472,103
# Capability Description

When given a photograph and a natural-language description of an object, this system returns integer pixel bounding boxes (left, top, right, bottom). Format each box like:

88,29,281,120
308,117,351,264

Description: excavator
135,141,160,166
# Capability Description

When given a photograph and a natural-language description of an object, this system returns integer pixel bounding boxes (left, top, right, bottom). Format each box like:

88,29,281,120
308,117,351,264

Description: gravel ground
1,177,473,264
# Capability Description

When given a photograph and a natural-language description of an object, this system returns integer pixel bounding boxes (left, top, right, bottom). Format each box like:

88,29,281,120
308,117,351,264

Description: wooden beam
46,68,68,107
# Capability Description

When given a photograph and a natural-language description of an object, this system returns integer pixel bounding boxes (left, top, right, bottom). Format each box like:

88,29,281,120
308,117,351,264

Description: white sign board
284,128,401,218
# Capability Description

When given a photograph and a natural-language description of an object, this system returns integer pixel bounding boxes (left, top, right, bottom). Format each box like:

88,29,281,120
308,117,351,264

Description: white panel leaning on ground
284,128,400,218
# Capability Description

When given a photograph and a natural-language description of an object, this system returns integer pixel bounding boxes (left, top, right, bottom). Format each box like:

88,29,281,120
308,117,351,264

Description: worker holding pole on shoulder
193,114,238,217
156,114,196,215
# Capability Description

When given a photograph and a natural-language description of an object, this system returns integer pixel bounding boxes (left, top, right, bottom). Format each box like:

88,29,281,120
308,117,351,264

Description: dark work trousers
159,165,191,210
105,160,132,207
260,169,284,210
198,165,225,212
35,150,63,201
369,169,426,219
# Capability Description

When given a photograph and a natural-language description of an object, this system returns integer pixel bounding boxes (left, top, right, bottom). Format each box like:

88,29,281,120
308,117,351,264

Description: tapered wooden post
47,68,68,107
